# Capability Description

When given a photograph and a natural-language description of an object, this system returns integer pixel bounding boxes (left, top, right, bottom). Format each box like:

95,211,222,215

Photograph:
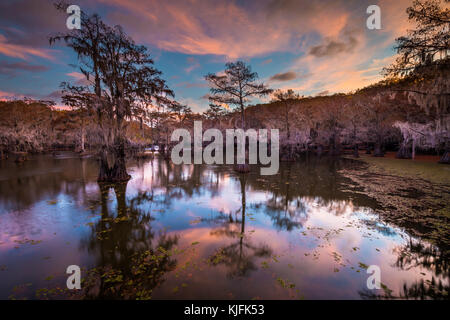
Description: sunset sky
0,0,417,111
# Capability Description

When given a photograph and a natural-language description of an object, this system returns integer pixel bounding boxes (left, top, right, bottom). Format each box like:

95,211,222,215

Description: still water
0,153,447,299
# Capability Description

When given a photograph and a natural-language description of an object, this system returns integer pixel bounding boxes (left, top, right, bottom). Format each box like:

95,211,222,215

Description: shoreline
339,155,450,252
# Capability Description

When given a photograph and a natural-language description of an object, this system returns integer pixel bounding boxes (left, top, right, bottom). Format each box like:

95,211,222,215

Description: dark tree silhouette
80,182,179,299
382,0,450,163
205,61,272,131
50,3,174,181
205,62,272,172
168,102,192,125
384,0,449,78
203,103,229,130
207,175,272,278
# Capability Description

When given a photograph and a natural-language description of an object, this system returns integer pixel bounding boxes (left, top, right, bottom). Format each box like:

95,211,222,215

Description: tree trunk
365,143,371,154
439,142,450,164
396,141,412,159
285,104,290,141
164,128,171,159
97,143,131,182
281,143,295,161
240,104,245,131
317,144,323,157
373,141,384,157
80,125,86,152
329,134,340,156
235,103,250,173
353,144,359,158
411,138,416,160
14,152,28,163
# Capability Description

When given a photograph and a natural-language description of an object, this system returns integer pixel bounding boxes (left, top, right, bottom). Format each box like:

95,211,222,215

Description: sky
0,0,419,112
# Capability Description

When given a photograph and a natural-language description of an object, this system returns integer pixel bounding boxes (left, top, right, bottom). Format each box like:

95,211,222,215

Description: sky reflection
0,154,447,299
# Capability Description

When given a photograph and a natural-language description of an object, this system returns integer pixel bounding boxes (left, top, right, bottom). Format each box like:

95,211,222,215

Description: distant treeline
241,60,450,162
200,59,448,163
0,100,151,156
1,59,448,163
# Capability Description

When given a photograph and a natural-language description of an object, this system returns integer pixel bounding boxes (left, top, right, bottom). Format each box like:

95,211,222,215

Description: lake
0,152,447,299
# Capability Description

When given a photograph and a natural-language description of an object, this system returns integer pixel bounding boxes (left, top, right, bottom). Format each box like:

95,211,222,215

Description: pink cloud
66,72,85,80
94,0,419,95
185,57,200,73
264,0,418,95
66,71,91,85
0,34,56,61
100,0,357,59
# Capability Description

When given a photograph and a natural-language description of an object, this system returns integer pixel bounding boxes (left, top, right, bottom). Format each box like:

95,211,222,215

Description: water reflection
0,153,448,299
206,175,273,279
360,239,449,299
80,182,179,299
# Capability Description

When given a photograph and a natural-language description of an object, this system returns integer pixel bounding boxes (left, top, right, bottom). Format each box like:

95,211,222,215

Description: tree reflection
80,181,179,299
394,239,448,277
263,164,308,230
246,158,367,231
207,175,272,278
0,156,98,212
360,238,449,300
1,154,448,300
394,239,449,299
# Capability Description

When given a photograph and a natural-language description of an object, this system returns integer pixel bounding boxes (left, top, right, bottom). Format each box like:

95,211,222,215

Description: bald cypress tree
50,4,173,181
205,61,272,172
205,61,272,131
383,0,450,163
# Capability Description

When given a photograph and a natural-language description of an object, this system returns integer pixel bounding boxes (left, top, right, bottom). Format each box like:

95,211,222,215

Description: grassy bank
340,153,450,251
349,153,450,186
